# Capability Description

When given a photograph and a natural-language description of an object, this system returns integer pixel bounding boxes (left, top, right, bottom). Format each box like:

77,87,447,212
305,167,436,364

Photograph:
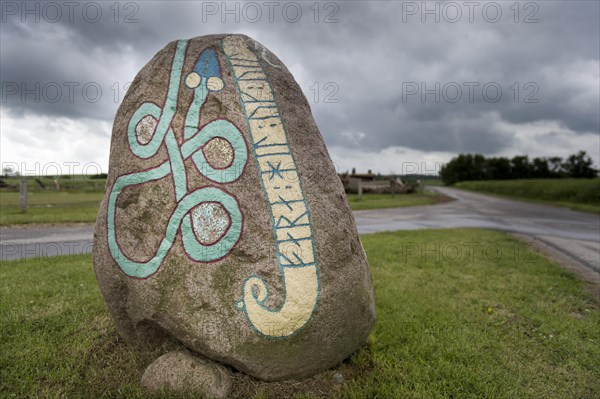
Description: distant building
339,169,413,194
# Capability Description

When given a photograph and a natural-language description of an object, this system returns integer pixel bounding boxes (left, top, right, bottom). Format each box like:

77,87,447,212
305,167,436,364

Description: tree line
440,151,598,185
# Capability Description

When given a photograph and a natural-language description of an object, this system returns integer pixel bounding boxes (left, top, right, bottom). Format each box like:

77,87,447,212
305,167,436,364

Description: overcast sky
1,0,599,175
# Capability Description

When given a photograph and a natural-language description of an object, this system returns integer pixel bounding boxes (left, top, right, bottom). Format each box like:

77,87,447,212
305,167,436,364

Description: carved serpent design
107,40,247,278
106,36,319,338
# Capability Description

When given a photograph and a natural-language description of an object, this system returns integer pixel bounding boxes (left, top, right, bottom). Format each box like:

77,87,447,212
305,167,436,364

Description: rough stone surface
93,34,375,381
141,351,232,398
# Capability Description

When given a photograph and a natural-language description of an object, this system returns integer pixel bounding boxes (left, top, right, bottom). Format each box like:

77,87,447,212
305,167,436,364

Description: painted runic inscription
223,36,319,338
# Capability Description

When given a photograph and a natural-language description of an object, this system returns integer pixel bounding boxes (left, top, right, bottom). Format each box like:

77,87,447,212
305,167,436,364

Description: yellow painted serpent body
223,36,320,337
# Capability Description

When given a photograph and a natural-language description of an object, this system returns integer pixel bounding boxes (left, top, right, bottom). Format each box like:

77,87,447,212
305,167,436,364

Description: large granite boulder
93,34,375,382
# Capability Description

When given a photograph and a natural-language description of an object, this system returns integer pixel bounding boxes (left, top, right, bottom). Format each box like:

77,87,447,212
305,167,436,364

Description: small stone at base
141,351,233,399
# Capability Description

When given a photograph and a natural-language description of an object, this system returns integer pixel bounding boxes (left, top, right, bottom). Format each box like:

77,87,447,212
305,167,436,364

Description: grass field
347,190,445,211
2,229,598,398
454,179,600,214
0,192,104,225
422,178,444,186
0,175,106,193
0,188,443,225
0,175,105,225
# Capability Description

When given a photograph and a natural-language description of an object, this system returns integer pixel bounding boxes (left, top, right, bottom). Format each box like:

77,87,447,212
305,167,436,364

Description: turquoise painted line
165,130,187,201
126,40,188,160
181,119,247,184
107,162,172,278
184,80,208,140
180,188,243,262
109,180,240,278
107,39,248,278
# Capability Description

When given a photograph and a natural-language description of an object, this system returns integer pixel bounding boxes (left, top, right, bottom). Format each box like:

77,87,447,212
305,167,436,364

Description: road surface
355,187,599,280
0,224,94,261
2,187,598,279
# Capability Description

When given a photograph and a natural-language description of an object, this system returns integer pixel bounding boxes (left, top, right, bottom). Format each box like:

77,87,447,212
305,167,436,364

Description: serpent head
185,48,224,92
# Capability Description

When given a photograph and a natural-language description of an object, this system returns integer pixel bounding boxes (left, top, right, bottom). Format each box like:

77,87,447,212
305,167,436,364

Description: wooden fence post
357,179,363,200
19,176,28,213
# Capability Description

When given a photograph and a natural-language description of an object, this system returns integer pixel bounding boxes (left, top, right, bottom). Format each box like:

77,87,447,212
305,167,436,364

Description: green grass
1,175,106,193
347,191,443,211
2,229,598,398
422,178,444,186
454,179,600,214
0,192,104,225
342,229,599,398
0,189,445,225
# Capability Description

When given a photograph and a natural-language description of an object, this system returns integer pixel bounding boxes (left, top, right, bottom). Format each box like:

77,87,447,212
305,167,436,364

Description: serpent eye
185,72,201,89
207,76,224,92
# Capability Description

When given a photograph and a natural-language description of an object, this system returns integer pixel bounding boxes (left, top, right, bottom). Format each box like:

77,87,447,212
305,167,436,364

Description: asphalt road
356,187,599,278
0,224,94,262
2,187,599,278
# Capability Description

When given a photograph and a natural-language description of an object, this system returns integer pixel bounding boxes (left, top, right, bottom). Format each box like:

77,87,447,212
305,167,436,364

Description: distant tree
563,151,598,178
485,157,511,180
440,156,461,185
440,151,597,185
2,166,18,177
510,155,531,179
90,173,108,179
547,157,564,177
440,153,486,185
531,157,551,178
473,154,487,180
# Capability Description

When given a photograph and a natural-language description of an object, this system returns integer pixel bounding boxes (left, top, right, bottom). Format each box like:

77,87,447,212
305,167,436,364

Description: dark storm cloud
1,0,598,156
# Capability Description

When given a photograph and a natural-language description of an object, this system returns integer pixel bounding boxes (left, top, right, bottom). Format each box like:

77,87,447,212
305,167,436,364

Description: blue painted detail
266,162,284,180
247,115,280,121
274,212,308,229
271,198,304,206
194,48,221,78
277,195,294,211
247,107,278,119
253,137,268,147
278,234,311,246
261,168,296,178
256,152,290,158
181,119,247,183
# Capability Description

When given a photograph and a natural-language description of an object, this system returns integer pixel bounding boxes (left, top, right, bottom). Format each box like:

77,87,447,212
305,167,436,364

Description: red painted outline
110,167,176,266
134,114,159,146
188,117,249,184
180,185,245,265
202,138,235,170
108,43,248,279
